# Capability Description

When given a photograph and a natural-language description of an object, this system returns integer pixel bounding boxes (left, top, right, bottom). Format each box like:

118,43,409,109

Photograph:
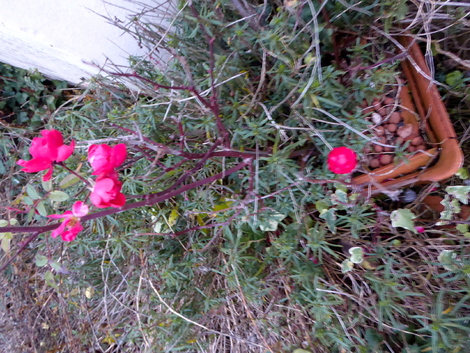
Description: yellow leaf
442,306,453,315
68,288,80,297
309,94,321,108
85,287,95,299
361,260,377,270
102,335,115,345
213,201,233,213
196,214,208,235
168,208,179,227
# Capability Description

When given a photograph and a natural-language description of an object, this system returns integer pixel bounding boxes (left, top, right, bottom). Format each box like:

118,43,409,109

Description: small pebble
374,144,383,153
380,154,393,165
384,97,395,105
387,123,397,133
375,126,385,136
371,112,382,125
363,106,374,115
411,136,423,146
369,159,380,168
372,99,381,110
397,124,414,139
415,144,426,151
389,112,401,124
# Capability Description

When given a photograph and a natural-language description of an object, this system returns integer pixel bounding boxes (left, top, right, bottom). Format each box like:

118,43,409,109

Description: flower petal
42,167,54,181
109,192,126,208
88,144,112,175
56,140,75,162
50,218,69,238
42,129,64,149
17,158,52,173
111,144,127,168
72,201,89,217
62,222,83,242
48,210,73,219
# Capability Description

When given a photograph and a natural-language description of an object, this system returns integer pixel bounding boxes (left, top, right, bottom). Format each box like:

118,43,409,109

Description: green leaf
320,208,337,234
334,189,348,204
26,208,35,223
438,195,460,225
44,270,58,290
0,233,12,252
390,209,417,233
59,174,81,188
445,70,463,86
456,224,468,234
349,247,364,264
456,168,469,180
446,186,470,205
50,261,70,274
22,196,34,206
48,190,70,202
35,254,49,267
438,250,457,271
36,201,47,217
258,212,286,231
26,184,41,200
315,200,329,213
0,218,18,227
41,179,53,192
152,221,163,234
341,259,354,273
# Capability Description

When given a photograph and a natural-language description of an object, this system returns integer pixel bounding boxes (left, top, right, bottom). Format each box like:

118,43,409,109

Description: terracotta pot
352,35,463,192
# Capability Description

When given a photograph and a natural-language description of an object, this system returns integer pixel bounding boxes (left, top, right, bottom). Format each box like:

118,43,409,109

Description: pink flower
88,144,127,176
48,201,89,242
415,226,425,233
90,175,126,208
327,147,357,174
17,129,75,181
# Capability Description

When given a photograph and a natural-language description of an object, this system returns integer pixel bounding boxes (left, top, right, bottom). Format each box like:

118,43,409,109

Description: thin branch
0,159,252,235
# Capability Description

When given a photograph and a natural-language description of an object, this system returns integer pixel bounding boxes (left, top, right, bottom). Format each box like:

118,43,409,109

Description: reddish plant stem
112,121,268,159
109,122,180,155
0,159,252,235
57,162,90,186
111,71,231,145
167,139,222,192
300,176,352,187
111,72,212,111
188,5,230,147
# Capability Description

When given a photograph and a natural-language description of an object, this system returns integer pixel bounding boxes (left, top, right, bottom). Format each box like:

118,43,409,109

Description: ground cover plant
1,0,470,352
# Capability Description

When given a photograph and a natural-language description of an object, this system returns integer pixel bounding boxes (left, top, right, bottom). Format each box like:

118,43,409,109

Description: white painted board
0,0,174,85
